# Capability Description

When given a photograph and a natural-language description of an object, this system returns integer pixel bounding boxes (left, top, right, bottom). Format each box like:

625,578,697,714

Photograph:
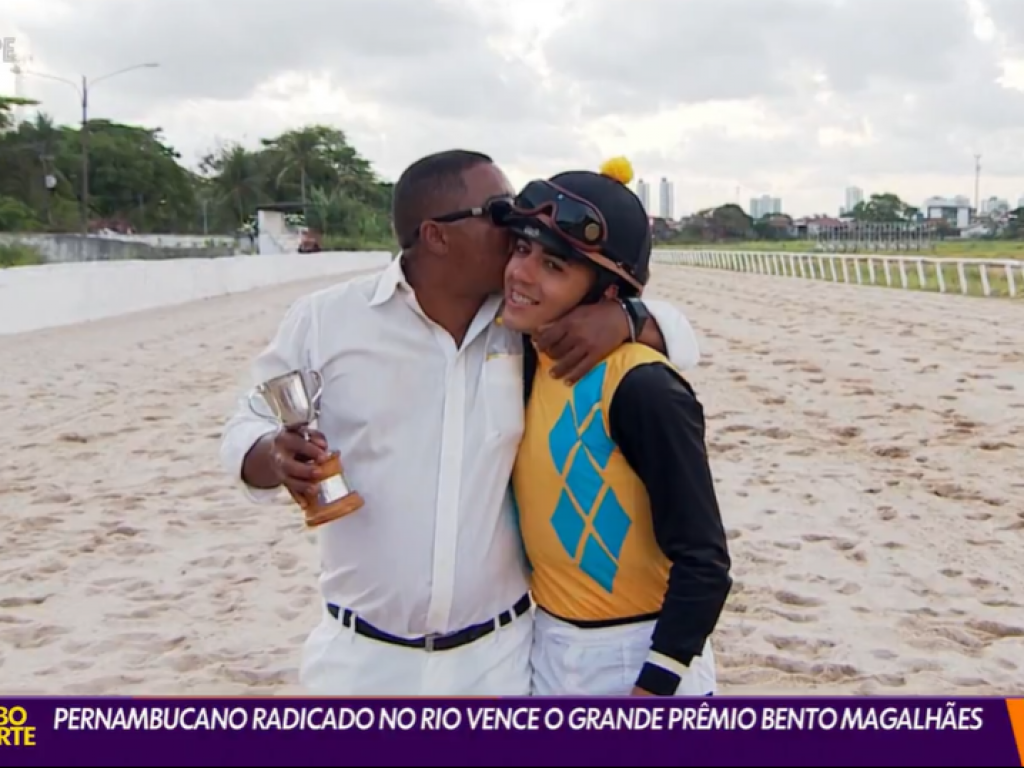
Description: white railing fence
654,250,1024,300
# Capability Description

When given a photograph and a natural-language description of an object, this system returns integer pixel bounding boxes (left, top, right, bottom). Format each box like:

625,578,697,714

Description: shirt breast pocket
483,354,525,442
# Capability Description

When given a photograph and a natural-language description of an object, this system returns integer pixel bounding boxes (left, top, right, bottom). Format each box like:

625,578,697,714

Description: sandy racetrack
1,264,1021,696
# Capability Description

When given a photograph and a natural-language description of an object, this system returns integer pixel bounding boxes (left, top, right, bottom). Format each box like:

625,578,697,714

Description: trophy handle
305,369,325,411
247,388,276,421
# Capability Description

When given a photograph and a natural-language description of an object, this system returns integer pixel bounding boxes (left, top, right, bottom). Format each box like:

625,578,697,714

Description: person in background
220,150,704,697
502,157,732,697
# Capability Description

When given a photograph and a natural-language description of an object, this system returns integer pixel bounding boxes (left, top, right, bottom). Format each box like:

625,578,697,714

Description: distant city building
636,179,650,212
749,195,782,219
794,216,844,238
658,177,674,220
923,196,972,229
981,196,1011,217
841,186,864,215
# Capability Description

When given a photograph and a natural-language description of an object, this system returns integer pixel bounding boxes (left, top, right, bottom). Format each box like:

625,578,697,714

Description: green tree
261,127,325,205
849,193,919,222
0,96,38,131
81,120,199,231
0,91,394,246
199,126,393,243
0,196,40,230
706,204,755,240
199,143,269,231
753,213,794,241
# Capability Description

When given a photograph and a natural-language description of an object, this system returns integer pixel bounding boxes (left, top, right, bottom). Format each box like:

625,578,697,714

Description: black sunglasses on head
400,196,514,250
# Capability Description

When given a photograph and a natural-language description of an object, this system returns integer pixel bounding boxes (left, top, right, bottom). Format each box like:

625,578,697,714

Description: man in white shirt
220,149,701,696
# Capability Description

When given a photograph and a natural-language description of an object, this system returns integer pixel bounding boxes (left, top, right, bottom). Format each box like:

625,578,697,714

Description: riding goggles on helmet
508,180,608,252
503,180,644,293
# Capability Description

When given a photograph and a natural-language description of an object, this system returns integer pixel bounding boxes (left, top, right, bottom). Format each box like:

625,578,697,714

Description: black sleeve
608,362,733,695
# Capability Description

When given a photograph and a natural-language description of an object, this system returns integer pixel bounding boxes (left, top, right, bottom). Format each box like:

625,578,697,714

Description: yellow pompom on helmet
599,156,635,186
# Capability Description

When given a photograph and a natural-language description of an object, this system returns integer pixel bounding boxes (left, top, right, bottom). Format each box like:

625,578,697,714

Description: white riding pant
299,604,533,696
530,608,717,697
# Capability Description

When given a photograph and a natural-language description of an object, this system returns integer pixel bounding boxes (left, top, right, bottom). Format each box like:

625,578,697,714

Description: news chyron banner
1,698,1023,766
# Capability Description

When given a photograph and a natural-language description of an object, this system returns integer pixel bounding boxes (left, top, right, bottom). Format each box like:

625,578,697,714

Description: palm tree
201,143,265,226
261,127,324,205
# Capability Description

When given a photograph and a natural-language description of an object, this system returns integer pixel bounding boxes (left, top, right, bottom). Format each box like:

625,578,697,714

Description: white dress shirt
220,257,701,639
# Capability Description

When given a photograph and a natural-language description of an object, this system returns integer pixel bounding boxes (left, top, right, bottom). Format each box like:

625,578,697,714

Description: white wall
0,233,239,249
0,251,393,336
0,232,241,263
257,210,301,255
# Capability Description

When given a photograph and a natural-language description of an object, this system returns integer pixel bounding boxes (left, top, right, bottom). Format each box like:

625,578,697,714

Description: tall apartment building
843,186,864,214
749,194,782,219
636,178,651,212
981,197,1010,216
658,177,674,220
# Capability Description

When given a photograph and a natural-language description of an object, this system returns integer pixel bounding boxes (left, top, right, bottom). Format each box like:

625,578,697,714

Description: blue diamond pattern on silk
581,409,614,469
548,405,577,474
550,491,585,558
572,368,605,430
546,362,633,593
564,446,602,515
592,488,631,560
579,533,618,593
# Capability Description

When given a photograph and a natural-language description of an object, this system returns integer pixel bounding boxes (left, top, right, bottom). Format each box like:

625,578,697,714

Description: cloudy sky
3,0,1024,217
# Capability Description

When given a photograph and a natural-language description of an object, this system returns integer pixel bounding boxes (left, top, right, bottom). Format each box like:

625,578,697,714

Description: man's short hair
392,149,494,249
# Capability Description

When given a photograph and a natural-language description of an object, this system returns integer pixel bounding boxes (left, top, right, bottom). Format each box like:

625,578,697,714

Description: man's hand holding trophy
244,369,364,528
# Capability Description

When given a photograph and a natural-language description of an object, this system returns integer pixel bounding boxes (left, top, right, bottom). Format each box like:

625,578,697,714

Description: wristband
619,297,650,342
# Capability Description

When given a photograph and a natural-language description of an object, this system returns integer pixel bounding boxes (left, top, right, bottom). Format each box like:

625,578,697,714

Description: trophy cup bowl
248,369,364,528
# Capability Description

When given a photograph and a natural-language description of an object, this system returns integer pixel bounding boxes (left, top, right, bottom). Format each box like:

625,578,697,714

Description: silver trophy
248,369,364,527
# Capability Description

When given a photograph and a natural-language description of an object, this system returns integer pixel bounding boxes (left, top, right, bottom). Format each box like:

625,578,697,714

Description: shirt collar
369,254,505,336
368,253,411,308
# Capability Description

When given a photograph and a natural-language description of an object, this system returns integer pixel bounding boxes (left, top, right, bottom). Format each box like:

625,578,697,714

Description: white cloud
2,0,1024,216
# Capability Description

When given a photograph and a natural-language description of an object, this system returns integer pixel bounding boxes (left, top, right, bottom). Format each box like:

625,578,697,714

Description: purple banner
0,698,1021,766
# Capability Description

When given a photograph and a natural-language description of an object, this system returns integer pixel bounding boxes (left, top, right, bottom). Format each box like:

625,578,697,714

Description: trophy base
291,452,365,528
303,491,365,528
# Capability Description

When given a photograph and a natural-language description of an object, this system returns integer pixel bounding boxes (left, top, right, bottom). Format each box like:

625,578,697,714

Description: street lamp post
26,63,159,233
